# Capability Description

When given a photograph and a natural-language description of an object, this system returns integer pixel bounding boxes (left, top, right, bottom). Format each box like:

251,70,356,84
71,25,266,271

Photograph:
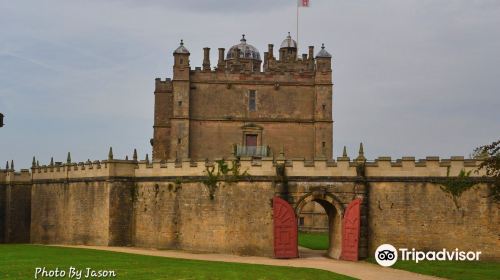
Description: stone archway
295,190,344,259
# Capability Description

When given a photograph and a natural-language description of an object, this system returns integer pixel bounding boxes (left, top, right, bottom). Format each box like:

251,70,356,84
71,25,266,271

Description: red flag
298,0,310,7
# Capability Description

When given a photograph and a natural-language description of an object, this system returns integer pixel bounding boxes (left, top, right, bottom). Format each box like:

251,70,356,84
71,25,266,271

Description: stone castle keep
153,34,332,160
1,34,499,260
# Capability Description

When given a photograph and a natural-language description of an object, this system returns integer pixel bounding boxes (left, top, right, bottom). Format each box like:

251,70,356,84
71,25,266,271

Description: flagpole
296,1,299,54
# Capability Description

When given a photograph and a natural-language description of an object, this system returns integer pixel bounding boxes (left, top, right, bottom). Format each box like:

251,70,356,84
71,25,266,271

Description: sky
1,0,499,169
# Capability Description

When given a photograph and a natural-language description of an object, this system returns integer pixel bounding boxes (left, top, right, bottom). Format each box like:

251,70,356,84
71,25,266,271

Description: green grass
0,244,356,280
366,257,500,280
298,232,329,250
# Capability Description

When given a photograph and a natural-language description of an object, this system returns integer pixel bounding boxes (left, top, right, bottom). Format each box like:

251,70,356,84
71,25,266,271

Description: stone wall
28,178,274,256
133,181,274,256
1,157,498,260
0,170,31,243
189,121,316,159
4,184,31,243
189,83,315,120
30,181,110,245
369,182,499,260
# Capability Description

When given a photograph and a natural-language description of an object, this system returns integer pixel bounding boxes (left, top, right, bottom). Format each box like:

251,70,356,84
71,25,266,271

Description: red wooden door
273,197,298,258
341,198,362,261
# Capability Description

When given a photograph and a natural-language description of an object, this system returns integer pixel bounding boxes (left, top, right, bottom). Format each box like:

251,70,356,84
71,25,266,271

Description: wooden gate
341,198,362,261
273,197,298,258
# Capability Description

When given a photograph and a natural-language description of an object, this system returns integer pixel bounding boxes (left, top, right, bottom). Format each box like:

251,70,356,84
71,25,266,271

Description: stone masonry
152,34,333,160
1,154,498,260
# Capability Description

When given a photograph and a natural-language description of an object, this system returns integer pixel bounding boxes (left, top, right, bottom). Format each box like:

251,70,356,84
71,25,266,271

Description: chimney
217,48,225,70
202,47,211,71
268,44,274,59
308,46,314,60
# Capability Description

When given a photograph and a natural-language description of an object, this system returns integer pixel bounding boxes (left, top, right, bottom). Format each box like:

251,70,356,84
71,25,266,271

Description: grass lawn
0,244,356,280
366,257,500,280
298,231,329,250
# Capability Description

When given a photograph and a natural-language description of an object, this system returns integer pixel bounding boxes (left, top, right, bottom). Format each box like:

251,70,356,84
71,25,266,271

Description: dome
226,34,261,61
316,43,332,58
280,32,297,49
174,39,190,54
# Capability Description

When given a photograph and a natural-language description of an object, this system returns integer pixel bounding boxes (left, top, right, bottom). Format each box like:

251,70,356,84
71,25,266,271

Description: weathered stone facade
0,169,31,243
1,36,499,262
1,156,498,260
152,35,333,160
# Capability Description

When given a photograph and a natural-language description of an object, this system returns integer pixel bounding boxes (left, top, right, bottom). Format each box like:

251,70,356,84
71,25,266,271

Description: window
322,104,326,111
178,101,182,107
249,90,256,111
322,142,326,148
177,138,182,144
245,134,258,147
179,58,184,64
299,217,305,226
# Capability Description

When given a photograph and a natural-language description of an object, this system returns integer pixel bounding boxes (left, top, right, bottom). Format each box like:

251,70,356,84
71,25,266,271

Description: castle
0,34,498,261
153,34,332,160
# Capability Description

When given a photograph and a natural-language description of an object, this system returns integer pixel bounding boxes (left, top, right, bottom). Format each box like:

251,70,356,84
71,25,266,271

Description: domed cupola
226,34,261,61
280,32,297,49
278,32,298,61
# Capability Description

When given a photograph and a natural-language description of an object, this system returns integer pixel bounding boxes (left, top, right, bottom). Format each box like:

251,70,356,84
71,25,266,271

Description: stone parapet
6,156,484,182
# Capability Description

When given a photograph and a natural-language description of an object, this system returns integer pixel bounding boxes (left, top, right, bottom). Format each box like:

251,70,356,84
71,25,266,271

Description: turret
313,43,333,157
173,39,190,80
315,43,332,73
171,40,191,159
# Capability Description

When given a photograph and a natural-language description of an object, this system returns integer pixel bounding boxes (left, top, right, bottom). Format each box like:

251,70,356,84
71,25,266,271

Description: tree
473,139,500,202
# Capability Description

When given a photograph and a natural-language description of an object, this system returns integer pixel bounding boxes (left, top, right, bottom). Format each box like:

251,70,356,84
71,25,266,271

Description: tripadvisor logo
375,244,398,267
374,244,482,267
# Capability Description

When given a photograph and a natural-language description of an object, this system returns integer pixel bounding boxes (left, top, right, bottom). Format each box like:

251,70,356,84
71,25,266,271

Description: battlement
154,78,173,92
0,168,31,183
2,154,487,183
184,54,331,81
172,35,332,78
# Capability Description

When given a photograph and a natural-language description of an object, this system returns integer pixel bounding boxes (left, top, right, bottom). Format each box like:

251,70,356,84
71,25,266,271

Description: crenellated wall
1,156,498,259
0,169,31,243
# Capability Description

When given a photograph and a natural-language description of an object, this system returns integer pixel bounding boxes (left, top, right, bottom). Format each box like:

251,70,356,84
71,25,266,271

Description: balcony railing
235,145,270,157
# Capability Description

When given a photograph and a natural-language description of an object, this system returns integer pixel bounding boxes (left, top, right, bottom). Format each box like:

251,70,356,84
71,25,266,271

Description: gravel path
58,245,444,280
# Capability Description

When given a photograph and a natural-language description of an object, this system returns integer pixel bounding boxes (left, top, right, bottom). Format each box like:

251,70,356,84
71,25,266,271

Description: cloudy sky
1,0,499,168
